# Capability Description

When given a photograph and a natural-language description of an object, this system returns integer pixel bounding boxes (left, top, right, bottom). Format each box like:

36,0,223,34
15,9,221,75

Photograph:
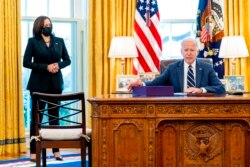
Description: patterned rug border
0,154,81,167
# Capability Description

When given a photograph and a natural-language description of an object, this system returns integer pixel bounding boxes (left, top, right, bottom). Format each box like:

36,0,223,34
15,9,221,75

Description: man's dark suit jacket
23,36,71,92
145,59,225,94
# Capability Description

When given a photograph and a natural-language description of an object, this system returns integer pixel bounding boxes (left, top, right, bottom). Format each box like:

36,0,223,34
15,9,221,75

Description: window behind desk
158,0,199,60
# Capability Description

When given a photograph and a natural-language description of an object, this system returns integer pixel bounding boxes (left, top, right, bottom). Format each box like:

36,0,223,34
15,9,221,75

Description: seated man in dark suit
128,38,226,94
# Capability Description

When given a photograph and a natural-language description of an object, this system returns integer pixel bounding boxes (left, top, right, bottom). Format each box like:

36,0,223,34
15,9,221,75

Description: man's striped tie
187,65,195,88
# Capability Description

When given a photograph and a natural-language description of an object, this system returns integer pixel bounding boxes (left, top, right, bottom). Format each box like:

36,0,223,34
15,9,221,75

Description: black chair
32,92,91,167
160,58,213,73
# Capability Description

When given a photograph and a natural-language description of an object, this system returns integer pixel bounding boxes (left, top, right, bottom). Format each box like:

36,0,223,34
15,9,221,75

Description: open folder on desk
174,92,214,96
174,92,187,96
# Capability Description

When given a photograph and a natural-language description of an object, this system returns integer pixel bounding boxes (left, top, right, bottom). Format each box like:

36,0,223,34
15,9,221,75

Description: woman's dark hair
33,16,53,38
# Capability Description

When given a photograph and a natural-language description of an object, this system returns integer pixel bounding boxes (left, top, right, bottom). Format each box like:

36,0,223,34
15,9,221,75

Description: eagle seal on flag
197,0,224,54
196,0,224,78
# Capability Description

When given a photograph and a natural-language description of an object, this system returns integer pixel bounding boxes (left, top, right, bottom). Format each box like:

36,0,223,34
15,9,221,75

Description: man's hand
127,79,143,91
185,87,203,94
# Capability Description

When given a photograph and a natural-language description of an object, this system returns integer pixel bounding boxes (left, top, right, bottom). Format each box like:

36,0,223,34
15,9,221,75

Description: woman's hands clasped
47,63,59,73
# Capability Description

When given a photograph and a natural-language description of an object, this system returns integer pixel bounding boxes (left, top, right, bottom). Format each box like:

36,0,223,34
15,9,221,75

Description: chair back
160,58,213,74
32,92,91,167
32,92,86,134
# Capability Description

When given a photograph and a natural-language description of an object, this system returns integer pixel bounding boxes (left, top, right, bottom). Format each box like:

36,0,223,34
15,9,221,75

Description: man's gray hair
181,37,198,48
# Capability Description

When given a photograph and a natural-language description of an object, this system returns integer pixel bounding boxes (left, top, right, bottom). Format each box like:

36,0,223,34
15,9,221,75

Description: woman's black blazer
23,36,71,92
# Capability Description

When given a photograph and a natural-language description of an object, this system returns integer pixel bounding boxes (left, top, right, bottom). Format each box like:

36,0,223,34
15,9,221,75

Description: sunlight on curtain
88,0,135,126
89,0,135,97
0,0,26,154
223,0,250,91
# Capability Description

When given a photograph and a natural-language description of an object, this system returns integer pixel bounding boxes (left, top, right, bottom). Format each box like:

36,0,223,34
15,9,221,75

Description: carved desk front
88,94,250,167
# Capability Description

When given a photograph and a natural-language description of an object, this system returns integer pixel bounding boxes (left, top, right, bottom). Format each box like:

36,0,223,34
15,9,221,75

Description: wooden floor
0,135,80,161
0,149,80,161
0,151,28,161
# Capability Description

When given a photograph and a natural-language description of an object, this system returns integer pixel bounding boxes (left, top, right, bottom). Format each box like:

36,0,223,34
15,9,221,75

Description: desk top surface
88,93,250,104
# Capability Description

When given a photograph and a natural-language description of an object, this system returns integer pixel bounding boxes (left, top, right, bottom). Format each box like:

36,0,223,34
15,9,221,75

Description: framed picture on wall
139,72,160,82
116,75,139,92
224,75,244,91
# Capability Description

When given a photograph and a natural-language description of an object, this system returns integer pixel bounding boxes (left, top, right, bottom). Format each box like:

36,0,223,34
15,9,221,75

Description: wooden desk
88,94,250,167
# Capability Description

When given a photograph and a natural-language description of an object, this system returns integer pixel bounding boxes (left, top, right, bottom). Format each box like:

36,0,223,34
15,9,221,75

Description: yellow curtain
88,0,135,126
89,0,136,97
223,0,250,91
0,0,26,154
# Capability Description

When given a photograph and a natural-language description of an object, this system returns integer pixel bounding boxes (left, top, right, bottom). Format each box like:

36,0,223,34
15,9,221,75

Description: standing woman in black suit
23,16,71,162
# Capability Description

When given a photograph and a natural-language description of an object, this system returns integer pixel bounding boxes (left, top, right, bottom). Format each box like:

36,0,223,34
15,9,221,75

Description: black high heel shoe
54,152,63,161
30,154,36,162
55,156,63,161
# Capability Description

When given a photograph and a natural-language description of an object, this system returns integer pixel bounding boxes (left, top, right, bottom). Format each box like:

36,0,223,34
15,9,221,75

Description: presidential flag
133,0,162,74
196,0,224,78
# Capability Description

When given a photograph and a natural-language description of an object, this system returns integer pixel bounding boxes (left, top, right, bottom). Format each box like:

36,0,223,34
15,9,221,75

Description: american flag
133,0,162,74
200,24,210,43
200,0,211,43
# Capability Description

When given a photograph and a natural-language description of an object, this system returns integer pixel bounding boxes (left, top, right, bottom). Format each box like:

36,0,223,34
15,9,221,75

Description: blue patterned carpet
0,154,89,167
